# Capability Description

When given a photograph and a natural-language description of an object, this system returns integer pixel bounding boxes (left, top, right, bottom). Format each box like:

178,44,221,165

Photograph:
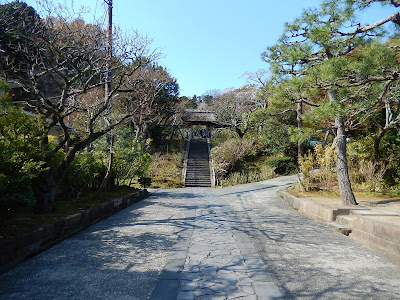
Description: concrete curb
280,190,400,263
280,191,337,222
0,189,149,273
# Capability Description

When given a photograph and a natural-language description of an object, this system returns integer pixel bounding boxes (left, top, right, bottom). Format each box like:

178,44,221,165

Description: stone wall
0,190,148,273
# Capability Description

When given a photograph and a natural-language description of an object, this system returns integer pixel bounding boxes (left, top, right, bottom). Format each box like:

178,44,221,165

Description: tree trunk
33,148,79,212
296,101,305,158
33,168,58,212
329,90,357,206
235,127,245,139
373,128,387,161
97,134,114,198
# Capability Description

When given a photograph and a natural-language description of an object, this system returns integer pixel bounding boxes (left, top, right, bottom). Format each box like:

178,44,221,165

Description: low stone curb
0,189,148,273
280,191,337,222
280,190,400,263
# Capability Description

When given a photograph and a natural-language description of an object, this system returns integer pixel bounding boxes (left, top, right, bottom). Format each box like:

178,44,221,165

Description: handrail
182,128,192,184
207,137,216,187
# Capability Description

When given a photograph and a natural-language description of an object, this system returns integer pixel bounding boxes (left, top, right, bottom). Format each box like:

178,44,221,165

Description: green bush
63,151,107,197
113,133,152,186
0,173,36,209
266,156,297,175
138,176,152,188
0,89,47,210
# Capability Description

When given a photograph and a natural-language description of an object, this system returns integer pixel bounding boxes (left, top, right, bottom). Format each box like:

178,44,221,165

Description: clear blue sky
23,0,398,97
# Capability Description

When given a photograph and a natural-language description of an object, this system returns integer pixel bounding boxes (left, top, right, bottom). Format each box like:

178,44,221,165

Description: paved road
216,177,400,299
0,191,192,300
1,176,400,299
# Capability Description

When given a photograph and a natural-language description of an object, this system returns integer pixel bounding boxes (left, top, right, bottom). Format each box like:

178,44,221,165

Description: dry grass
288,184,400,202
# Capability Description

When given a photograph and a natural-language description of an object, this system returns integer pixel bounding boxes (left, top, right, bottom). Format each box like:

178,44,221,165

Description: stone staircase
281,191,400,262
326,209,400,262
185,138,212,187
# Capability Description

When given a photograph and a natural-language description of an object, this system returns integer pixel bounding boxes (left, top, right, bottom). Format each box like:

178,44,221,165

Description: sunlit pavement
1,176,400,299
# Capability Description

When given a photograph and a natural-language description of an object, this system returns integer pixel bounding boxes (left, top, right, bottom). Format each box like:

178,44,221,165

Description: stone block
253,281,282,299
150,279,180,300
0,189,149,273
350,228,400,262
65,213,82,228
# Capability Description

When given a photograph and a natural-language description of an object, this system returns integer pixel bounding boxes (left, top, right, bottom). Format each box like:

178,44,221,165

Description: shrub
138,176,152,188
63,151,107,197
0,173,36,209
211,138,255,179
299,143,337,191
266,156,297,175
112,132,152,186
220,164,275,187
0,93,47,210
358,160,388,192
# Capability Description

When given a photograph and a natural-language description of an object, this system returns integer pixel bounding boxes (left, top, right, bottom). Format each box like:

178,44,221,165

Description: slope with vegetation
198,0,400,202
0,0,185,238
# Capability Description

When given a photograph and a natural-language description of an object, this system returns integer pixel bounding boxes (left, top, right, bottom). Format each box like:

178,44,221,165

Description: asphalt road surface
1,176,399,299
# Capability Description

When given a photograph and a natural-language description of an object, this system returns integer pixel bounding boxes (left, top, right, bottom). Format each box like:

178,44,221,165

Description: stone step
185,182,211,186
186,173,210,175
186,165,209,167
326,221,352,236
185,178,211,183
185,179,211,183
185,138,211,187
186,173,209,176
185,179,210,183
336,207,370,216
186,172,210,175
336,215,354,227
350,210,400,217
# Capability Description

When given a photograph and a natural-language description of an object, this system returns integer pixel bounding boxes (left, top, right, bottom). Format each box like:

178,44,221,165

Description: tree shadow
2,184,399,300
0,193,196,300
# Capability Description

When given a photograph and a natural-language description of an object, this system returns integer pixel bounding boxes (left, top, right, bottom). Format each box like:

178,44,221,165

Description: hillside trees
263,0,400,205
118,64,179,139
0,1,160,211
212,86,261,138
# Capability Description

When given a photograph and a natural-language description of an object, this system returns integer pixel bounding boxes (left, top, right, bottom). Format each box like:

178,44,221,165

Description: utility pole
105,0,112,104
97,0,114,198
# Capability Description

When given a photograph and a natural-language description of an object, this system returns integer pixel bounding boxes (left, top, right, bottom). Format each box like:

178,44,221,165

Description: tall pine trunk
296,101,305,158
329,90,357,206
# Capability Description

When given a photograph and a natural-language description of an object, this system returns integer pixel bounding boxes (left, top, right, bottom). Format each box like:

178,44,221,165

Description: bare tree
118,64,179,139
0,1,159,211
213,86,260,138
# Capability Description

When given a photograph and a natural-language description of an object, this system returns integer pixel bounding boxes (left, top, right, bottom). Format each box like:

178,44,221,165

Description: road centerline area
2,176,400,300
